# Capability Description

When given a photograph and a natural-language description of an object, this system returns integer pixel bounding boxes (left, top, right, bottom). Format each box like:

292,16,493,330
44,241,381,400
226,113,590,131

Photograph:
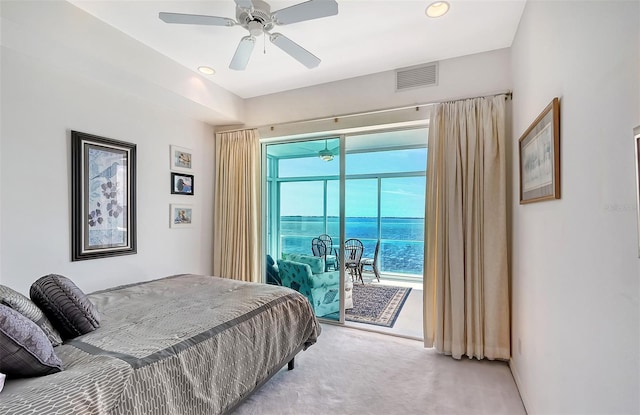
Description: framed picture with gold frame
519,97,561,204
634,126,640,257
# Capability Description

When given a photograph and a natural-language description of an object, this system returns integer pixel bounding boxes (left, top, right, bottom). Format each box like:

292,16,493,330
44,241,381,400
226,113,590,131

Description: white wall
0,1,245,125
0,45,215,295
243,48,512,128
510,2,639,414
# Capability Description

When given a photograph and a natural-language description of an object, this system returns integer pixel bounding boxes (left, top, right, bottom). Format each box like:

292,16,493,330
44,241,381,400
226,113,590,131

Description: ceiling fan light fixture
426,1,450,18
318,139,338,161
319,149,334,162
197,66,216,75
247,20,264,36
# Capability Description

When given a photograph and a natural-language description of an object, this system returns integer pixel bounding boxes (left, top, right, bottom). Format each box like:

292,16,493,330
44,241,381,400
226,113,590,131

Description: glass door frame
261,125,428,324
261,135,347,324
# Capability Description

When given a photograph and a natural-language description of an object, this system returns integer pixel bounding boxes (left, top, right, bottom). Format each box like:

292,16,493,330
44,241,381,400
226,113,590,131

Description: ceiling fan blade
269,33,320,69
158,12,235,27
229,36,256,71
272,0,338,25
234,0,254,10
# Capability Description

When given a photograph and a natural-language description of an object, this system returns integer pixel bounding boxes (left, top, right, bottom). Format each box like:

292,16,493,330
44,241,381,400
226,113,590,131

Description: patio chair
360,240,381,282
312,237,338,271
344,238,364,284
319,234,336,255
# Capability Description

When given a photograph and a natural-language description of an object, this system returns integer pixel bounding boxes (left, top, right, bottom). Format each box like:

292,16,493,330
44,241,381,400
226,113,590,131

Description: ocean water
279,216,424,275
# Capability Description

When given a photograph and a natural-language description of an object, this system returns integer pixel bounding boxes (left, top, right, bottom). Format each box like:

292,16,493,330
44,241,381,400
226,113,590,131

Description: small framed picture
170,145,193,172
171,172,194,195
170,204,193,228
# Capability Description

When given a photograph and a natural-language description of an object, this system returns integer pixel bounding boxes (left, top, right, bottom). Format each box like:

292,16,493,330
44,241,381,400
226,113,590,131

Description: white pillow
0,372,6,392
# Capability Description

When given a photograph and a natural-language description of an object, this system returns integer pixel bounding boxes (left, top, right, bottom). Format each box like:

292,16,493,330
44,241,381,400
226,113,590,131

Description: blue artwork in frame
71,131,137,261
171,172,194,195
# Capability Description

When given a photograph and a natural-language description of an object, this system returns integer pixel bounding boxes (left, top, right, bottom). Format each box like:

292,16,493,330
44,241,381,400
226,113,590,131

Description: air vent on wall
395,62,438,91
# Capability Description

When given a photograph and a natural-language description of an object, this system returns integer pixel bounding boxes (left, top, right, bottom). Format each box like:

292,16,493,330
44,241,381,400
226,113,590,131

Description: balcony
280,217,424,281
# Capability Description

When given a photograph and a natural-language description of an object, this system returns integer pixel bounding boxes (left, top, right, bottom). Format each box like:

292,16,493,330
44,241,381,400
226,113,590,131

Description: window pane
380,177,426,235
279,157,340,178
380,177,426,275
345,179,378,241
326,180,339,238
345,129,427,175
280,181,324,255
272,138,340,178
346,148,427,175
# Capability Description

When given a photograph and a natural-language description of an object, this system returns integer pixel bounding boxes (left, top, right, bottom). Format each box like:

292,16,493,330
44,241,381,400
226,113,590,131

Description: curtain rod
215,103,431,135
445,90,513,103
215,90,512,134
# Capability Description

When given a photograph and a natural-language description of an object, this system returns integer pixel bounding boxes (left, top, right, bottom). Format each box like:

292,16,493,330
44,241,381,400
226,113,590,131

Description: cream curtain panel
213,129,261,283
423,95,510,360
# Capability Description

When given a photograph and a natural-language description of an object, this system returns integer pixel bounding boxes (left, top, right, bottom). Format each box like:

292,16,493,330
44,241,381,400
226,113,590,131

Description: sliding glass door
263,127,427,329
344,130,427,279
264,138,343,322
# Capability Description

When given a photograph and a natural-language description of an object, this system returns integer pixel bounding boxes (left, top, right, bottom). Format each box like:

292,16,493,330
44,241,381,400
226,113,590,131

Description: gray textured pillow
0,304,63,378
30,274,100,340
0,285,63,346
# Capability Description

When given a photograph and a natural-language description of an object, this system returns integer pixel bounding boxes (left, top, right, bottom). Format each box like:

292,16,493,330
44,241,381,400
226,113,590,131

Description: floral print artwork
86,145,128,248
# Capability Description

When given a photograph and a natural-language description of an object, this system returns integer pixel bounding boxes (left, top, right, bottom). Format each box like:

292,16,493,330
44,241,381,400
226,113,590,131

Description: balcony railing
280,235,424,277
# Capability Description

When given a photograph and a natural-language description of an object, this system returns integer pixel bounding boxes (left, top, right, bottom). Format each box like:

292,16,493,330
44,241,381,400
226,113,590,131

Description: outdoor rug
346,284,412,328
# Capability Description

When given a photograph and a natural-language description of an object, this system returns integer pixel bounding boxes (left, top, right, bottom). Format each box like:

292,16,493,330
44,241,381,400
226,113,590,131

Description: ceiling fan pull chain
263,29,267,54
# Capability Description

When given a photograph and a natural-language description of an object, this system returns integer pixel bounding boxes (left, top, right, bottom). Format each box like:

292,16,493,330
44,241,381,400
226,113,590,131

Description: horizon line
280,215,424,219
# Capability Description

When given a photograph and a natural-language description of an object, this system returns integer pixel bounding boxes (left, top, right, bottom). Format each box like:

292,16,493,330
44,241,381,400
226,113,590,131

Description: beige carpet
234,324,525,415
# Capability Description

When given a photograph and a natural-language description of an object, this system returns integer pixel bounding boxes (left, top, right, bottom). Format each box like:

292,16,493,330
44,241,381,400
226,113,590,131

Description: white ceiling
68,0,526,99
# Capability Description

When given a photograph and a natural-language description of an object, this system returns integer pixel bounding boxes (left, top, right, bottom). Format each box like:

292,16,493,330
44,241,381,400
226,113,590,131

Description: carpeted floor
233,324,525,415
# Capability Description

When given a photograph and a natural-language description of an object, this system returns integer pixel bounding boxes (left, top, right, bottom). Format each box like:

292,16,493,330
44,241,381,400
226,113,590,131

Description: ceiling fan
159,0,339,71
293,139,339,161
317,140,339,161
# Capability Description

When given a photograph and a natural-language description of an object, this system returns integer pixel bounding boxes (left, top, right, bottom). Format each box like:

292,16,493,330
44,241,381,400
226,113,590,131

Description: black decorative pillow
30,275,100,340
0,285,63,346
0,304,63,378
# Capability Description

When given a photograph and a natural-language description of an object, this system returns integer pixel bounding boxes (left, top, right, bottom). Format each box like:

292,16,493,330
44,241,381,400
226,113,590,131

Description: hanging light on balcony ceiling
318,149,334,162
318,141,334,161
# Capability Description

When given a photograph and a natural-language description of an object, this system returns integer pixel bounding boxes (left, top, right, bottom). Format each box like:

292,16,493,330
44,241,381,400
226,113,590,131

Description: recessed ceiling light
426,1,450,18
198,66,215,75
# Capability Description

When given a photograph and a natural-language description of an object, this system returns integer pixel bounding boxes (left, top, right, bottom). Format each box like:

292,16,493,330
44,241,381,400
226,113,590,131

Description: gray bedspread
1,275,320,415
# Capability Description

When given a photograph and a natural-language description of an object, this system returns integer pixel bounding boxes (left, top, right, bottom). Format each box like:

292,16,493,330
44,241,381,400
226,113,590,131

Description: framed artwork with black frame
71,131,137,261
519,97,561,204
171,172,194,195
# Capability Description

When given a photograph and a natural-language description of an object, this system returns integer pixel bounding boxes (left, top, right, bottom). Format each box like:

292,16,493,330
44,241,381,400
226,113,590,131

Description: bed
0,274,321,414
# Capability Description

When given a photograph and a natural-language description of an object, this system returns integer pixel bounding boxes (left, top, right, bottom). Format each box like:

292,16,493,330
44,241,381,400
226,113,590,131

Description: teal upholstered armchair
277,253,344,317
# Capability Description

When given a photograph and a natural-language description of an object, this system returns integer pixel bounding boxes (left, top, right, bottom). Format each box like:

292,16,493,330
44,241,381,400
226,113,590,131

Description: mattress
0,274,320,414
